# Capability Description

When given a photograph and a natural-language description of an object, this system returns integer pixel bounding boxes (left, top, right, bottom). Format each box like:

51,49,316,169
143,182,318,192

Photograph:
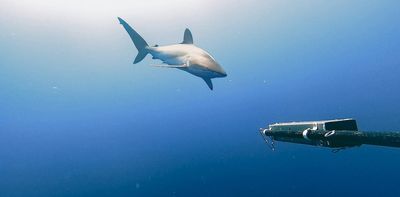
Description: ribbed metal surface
260,119,400,149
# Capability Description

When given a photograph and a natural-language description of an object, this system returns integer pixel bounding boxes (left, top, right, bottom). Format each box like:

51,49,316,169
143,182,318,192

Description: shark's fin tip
117,17,124,24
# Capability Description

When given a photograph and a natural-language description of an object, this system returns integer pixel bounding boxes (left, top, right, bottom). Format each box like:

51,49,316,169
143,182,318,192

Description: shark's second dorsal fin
181,28,193,44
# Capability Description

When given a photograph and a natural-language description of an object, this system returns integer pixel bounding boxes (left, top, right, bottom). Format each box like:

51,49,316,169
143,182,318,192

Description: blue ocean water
1,1,400,196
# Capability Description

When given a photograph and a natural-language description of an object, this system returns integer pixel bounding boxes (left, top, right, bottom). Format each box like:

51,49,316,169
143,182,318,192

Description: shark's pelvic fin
203,78,213,90
181,28,193,44
118,17,149,64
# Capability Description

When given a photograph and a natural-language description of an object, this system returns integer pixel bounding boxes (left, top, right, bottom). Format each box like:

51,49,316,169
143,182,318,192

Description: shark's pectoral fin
202,78,213,90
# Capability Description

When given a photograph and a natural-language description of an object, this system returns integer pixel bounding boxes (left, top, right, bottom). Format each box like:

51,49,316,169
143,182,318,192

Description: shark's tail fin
118,17,149,64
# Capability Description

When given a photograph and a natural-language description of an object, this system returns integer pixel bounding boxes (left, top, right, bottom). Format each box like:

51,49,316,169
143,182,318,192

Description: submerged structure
259,119,400,151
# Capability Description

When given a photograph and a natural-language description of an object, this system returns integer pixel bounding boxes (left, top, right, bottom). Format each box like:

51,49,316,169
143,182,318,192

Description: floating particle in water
136,183,140,189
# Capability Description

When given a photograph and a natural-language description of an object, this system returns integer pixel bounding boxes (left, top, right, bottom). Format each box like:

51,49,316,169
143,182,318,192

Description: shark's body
118,17,227,90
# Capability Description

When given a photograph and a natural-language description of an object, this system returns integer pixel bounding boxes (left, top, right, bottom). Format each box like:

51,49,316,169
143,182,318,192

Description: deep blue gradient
1,1,400,196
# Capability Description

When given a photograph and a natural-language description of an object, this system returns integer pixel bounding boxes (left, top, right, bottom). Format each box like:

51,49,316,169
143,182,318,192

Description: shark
118,17,227,90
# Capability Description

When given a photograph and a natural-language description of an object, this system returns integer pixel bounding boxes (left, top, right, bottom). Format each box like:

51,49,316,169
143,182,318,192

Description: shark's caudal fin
118,17,149,64
181,28,193,44
203,78,213,90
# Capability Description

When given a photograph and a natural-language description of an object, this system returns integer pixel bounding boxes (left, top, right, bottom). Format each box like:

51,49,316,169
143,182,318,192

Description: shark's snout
208,64,227,78
210,68,227,78
218,70,227,77
214,63,227,78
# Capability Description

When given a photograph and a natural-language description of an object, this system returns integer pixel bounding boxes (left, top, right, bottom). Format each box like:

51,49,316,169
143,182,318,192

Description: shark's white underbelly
181,65,220,78
151,51,186,65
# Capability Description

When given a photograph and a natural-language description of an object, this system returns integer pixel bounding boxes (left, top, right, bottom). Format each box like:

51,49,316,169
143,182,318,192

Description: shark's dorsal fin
181,28,193,44
203,78,213,90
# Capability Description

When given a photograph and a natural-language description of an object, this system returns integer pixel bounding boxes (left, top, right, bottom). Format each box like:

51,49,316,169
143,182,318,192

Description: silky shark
118,17,227,90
